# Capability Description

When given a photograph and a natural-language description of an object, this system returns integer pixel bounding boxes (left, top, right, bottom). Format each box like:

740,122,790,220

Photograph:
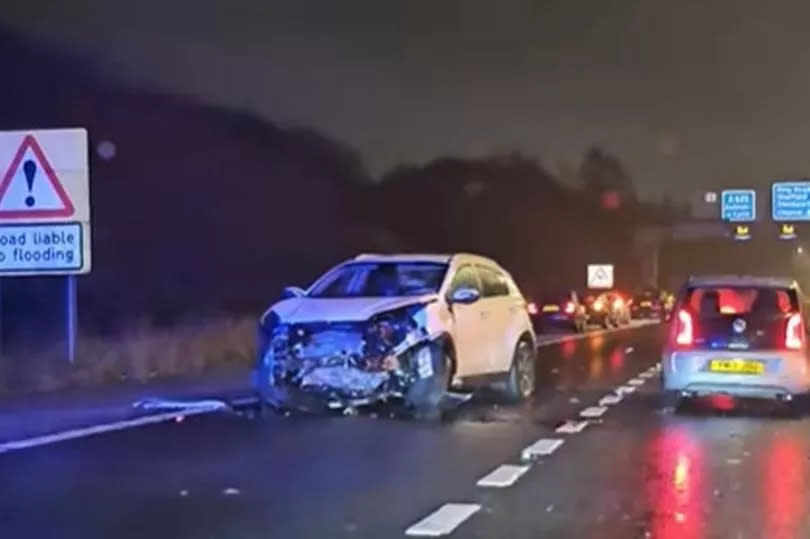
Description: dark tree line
0,27,672,348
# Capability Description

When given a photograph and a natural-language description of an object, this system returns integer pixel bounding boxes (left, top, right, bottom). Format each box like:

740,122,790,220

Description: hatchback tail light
786,313,804,350
565,301,575,314
527,302,538,315
674,309,693,346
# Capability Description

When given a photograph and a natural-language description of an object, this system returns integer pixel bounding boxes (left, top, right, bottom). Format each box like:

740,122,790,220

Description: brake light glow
565,301,575,314
593,300,604,311
786,313,803,350
613,298,624,309
675,309,693,346
527,302,538,315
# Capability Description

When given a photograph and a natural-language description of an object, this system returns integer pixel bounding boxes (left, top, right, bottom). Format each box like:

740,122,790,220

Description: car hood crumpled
271,295,437,323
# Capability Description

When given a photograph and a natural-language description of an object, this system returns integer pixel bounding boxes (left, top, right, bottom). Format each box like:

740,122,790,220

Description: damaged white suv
252,253,537,417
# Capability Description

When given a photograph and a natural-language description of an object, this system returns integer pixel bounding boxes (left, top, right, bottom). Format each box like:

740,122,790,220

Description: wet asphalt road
1,324,808,538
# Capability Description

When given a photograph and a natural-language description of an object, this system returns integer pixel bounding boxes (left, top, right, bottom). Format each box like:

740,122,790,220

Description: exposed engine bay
256,306,440,410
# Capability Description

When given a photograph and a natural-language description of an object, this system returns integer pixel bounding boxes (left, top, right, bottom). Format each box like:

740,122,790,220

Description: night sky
4,0,810,200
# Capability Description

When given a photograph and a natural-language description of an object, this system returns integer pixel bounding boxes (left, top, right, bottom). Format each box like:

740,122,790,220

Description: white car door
475,265,515,373
445,265,489,376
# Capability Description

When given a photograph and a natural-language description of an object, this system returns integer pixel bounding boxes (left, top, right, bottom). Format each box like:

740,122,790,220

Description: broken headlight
364,304,430,369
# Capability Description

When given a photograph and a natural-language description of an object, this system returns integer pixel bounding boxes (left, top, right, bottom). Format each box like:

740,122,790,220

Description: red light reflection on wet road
609,348,624,373
645,426,704,539
561,338,577,358
763,433,805,539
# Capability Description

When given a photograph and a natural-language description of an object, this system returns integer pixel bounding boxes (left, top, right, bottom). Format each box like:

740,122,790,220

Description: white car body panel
266,253,535,382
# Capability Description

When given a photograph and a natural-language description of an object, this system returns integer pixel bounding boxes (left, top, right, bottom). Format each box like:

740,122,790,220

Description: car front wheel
503,340,536,402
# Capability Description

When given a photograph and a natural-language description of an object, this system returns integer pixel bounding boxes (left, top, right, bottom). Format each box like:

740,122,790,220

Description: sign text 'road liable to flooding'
0,223,82,273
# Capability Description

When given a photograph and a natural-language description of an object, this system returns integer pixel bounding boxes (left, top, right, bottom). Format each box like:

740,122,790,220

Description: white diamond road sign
0,128,90,275
720,189,756,222
772,181,810,222
587,264,614,289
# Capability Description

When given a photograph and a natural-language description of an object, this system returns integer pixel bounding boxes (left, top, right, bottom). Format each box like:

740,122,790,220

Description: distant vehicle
662,275,810,412
630,289,665,319
253,253,537,418
583,290,630,328
528,290,588,333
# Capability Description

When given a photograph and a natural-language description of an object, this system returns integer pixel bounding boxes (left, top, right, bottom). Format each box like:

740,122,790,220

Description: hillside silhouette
0,27,670,349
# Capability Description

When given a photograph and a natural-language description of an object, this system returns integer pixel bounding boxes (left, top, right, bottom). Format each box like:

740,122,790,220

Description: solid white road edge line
476,464,530,488
405,503,481,537
579,406,607,418
627,378,646,386
521,438,564,461
555,420,589,433
616,385,637,394
0,406,219,455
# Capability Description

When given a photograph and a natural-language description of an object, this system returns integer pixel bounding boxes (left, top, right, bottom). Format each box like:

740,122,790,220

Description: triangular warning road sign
0,135,75,218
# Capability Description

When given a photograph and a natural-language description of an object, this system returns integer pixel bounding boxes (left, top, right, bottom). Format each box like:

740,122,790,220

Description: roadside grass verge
0,317,255,395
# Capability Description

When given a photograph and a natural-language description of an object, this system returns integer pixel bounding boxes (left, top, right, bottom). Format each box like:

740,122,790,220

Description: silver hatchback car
662,275,810,409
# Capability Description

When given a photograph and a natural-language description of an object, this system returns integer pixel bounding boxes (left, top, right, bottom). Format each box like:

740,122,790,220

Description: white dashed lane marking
598,394,623,406
579,406,608,418
521,438,564,461
476,465,530,488
405,503,481,537
555,420,589,433
405,359,658,535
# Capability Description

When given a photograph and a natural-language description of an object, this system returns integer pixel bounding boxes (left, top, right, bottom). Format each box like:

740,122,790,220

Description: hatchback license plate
709,359,764,374
542,305,559,312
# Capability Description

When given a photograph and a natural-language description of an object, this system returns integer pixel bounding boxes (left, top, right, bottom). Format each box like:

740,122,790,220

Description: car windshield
308,262,448,298
685,286,799,317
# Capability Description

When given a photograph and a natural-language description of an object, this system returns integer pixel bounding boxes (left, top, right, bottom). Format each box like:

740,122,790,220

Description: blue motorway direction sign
721,189,756,222
772,182,810,222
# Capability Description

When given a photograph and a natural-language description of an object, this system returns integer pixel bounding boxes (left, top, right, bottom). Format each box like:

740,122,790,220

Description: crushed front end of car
252,304,446,414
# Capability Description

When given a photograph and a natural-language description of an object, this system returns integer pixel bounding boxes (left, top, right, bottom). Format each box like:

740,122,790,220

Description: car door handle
480,311,490,320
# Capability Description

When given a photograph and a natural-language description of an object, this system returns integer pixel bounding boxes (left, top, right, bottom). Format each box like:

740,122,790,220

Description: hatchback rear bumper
662,349,810,398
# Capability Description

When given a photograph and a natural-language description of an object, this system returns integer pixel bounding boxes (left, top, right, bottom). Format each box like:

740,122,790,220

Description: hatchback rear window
684,287,799,317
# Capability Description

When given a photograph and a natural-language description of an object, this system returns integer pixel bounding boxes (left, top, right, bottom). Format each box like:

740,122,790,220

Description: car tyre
784,394,808,419
659,390,688,413
406,342,451,421
503,340,536,402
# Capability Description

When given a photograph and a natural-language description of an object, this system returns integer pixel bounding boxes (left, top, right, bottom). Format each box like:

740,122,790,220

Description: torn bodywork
253,304,444,413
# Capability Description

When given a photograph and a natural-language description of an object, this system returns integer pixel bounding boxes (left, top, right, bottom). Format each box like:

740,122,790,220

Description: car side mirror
449,286,480,304
281,286,306,299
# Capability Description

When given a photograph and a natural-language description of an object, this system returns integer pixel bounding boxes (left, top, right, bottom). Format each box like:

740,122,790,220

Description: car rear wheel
503,340,536,402
659,390,689,413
